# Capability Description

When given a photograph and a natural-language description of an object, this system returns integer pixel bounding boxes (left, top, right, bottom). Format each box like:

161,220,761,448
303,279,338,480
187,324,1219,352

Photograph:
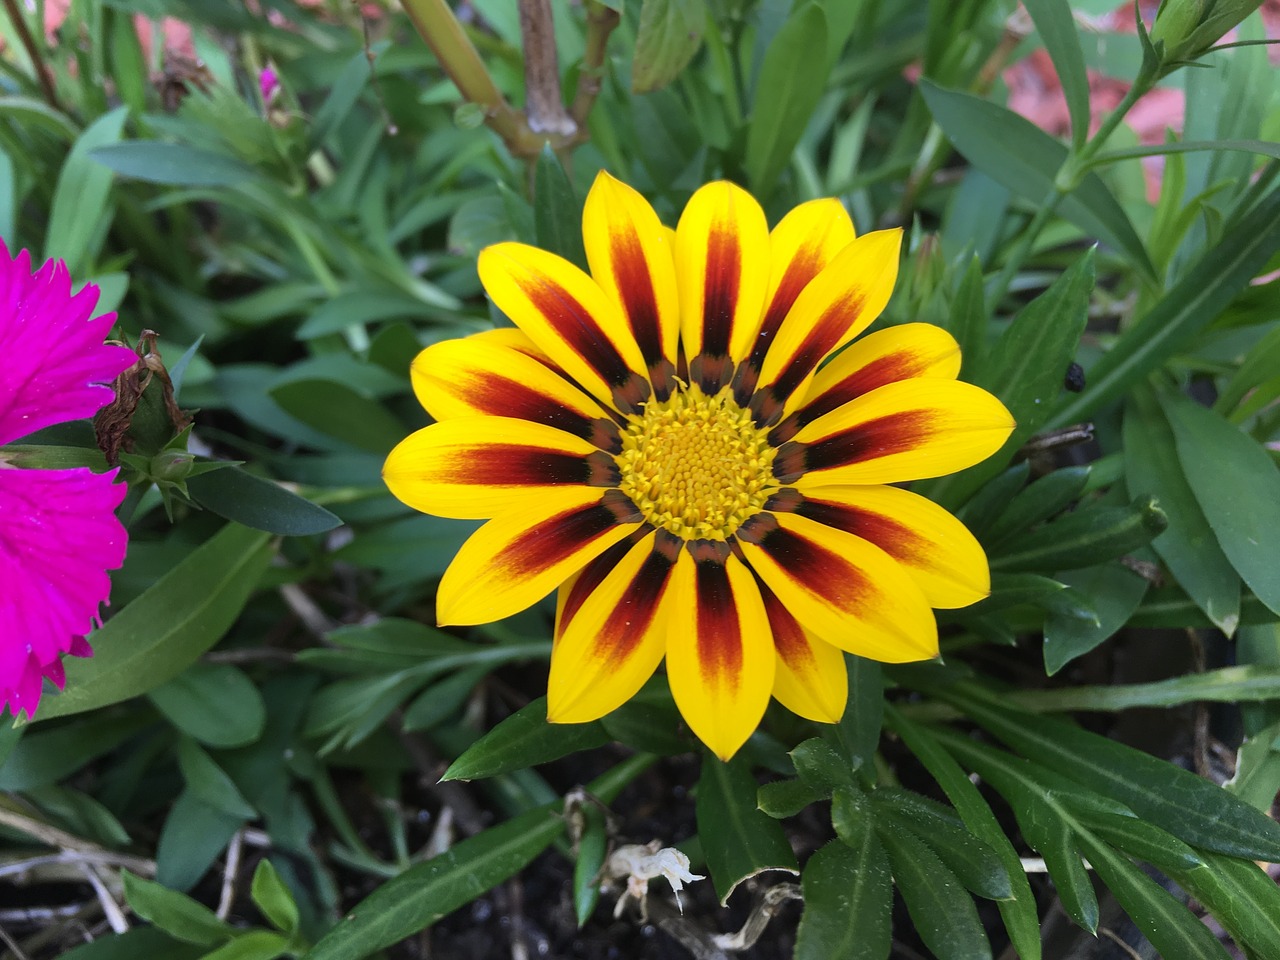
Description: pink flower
259,66,280,104
0,242,137,718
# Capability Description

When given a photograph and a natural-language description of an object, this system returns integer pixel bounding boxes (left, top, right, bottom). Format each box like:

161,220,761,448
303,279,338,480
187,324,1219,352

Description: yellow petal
583,172,680,392
382,417,617,520
478,242,651,414
675,181,771,393
762,582,848,723
775,322,961,442
777,379,1015,486
437,489,643,625
409,336,618,449
735,199,855,399
738,511,938,662
548,530,680,723
787,484,990,608
752,228,903,425
666,545,775,761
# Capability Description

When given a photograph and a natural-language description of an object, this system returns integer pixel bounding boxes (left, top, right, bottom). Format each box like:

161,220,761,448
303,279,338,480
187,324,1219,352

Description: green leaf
59,927,204,960
1006,665,1280,713
149,663,267,748
572,804,608,927
879,827,992,960
795,838,890,960
295,288,455,340
122,870,232,947
270,379,407,454
306,806,562,960
697,752,799,903
744,3,830,195
1043,563,1149,674
187,465,341,536
0,713,149,789
175,737,256,818
950,255,986,380
1169,851,1280,959
990,496,1167,573
400,665,489,732
632,0,706,93
873,788,1011,900
936,685,1280,861
532,146,587,270
1124,386,1240,633
309,51,372,149
1076,833,1232,960
886,708,1041,960
1022,0,1091,150
600,699,688,755
837,656,882,774
757,777,823,818
1165,392,1280,616
931,252,1095,506
441,698,608,781
934,731,1102,932
251,859,300,934
199,931,291,960
91,142,255,187
1071,810,1203,872
983,466,1091,550
792,738,857,796
34,525,272,722
1050,185,1280,427
45,106,128,274
956,462,1030,537
156,791,246,892
918,81,1154,279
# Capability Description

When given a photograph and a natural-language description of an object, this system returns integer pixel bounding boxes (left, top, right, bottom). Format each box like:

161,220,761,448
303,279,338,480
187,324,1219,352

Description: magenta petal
0,241,137,446
0,466,127,718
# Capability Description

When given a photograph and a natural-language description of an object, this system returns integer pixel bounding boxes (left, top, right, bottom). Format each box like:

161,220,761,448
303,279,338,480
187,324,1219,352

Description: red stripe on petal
692,545,744,690
780,352,934,440
499,493,640,581
469,376,619,450
738,513,874,612
796,498,929,567
559,539,629,634
524,277,649,411
761,585,812,673
701,225,741,359
775,410,937,482
611,232,663,369
431,446,618,489
592,533,680,665
770,294,866,399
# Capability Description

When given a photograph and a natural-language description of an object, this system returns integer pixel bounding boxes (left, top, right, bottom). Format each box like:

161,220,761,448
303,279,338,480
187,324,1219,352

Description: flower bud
1150,0,1263,68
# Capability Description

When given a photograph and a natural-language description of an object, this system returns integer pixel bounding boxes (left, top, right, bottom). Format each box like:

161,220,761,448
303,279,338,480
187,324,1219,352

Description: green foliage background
2,0,1280,957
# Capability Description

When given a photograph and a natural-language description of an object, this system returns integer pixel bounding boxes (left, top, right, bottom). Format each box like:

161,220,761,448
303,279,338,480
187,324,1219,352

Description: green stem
400,0,542,157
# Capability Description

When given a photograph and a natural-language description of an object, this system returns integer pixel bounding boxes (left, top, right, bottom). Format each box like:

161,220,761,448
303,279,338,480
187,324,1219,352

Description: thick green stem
400,0,537,154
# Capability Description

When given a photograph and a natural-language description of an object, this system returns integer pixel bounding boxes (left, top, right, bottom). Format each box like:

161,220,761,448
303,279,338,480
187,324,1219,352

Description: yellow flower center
615,384,779,540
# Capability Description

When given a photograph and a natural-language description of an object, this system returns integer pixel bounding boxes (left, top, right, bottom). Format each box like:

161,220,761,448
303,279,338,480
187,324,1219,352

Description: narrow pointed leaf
697,753,799,903
442,698,608,781
33,525,272,722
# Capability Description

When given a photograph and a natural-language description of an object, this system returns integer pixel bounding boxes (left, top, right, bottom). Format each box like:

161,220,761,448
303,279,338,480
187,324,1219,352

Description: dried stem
518,0,574,136
216,830,245,920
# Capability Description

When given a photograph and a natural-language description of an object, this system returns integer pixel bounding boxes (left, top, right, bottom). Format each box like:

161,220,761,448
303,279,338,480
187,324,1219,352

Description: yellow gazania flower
384,172,1014,760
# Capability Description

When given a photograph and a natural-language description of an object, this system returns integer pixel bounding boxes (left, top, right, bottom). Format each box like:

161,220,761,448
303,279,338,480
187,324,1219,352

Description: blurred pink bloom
259,65,280,103
0,243,136,718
